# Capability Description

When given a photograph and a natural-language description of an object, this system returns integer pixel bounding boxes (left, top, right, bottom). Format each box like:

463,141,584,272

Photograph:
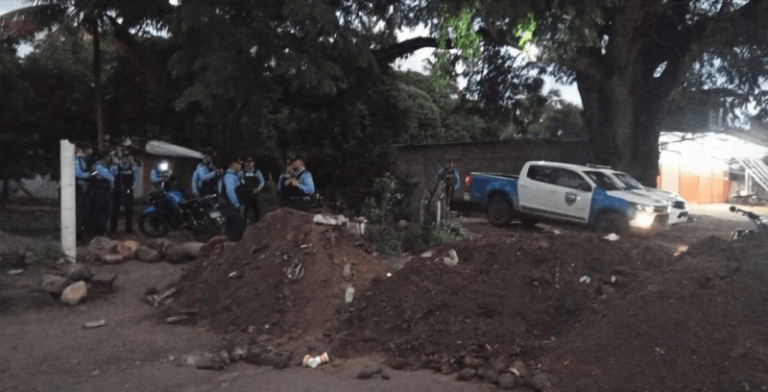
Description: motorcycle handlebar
730,205,762,221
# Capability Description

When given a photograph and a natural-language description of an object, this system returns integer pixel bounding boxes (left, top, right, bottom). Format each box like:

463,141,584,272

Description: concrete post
60,140,77,262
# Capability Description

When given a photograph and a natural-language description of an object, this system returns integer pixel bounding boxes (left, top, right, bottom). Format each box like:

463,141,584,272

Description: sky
0,0,583,105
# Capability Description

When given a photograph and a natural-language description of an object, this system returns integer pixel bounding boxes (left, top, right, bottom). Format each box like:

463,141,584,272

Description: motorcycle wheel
139,212,171,238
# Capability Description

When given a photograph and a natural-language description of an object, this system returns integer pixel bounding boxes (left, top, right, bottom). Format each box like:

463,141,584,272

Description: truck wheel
593,212,628,236
487,195,513,227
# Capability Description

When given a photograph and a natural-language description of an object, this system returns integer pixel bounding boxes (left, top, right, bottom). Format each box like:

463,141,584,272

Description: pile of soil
333,231,672,366
544,235,768,391
171,208,389,346
333,230,768,391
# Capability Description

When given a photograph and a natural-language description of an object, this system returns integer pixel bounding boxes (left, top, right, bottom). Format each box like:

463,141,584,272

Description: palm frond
0,4,68,37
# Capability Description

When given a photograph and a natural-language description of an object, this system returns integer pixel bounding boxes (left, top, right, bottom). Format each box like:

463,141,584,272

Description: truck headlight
630,203,654,213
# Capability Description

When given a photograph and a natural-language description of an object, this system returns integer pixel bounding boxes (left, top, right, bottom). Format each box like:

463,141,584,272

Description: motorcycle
139,175,224,240
729,205,768,241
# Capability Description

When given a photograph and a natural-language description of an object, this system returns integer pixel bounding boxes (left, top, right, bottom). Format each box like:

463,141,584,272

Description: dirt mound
542,236,768,391
171,208,389,345
333,231,674,369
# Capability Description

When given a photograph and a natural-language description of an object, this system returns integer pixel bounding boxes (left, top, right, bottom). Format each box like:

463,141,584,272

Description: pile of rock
418,354,551,391
86,236,217,265
39,263,117,306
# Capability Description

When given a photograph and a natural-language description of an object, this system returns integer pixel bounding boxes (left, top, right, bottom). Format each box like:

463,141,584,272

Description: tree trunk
91,18,105,150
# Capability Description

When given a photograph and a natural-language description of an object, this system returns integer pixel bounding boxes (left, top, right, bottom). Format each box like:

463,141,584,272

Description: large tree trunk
91,18,105,150
574,0,695,187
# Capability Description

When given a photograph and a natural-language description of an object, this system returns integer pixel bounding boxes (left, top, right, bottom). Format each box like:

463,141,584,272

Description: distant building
658,131,768,204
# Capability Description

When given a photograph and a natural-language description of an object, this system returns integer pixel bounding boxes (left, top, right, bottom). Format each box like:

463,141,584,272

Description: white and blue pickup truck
463,161,671,234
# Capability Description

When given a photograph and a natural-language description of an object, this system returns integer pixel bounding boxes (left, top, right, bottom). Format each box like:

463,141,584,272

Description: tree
537,0,768,184
1,0,173,149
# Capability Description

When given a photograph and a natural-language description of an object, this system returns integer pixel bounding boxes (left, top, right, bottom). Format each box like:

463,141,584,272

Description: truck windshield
583,171,621,191
613,172,644,190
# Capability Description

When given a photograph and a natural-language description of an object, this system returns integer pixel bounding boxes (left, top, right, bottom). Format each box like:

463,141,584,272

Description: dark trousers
110,189,135,233
87,188,112,237
76,183,88,240
222,204,245,242
243,194,261,223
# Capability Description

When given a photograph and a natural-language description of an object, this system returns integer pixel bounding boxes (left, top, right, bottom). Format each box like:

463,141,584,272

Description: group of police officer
74,143,315,241
150,152,315,241
74,145,140,240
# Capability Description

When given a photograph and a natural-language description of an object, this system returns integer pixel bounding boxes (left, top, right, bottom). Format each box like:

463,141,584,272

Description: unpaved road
0,260,496,392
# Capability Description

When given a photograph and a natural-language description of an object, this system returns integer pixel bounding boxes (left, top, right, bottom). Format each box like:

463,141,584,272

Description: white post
436,199,441,226
60,140,77,262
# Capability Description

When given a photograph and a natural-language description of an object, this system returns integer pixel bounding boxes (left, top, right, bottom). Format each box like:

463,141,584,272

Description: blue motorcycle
139,175,224,240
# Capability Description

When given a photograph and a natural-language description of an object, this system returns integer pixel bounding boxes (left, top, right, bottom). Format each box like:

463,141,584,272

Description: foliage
432,5,482,89
366,220,468,256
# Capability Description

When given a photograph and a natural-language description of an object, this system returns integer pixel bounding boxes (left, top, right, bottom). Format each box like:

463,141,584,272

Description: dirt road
0,259,495,392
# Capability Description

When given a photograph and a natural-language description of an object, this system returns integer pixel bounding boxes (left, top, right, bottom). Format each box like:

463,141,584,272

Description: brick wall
394,140,595,201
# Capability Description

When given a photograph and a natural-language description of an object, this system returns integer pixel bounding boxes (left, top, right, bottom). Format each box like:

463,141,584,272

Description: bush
366,221,469,256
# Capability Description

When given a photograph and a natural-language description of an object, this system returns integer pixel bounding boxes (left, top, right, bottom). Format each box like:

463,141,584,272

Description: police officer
432,159,460,221
218,157,245,241
87,152,115,237
282,156,315,211
74,144,93,240
192,153,220,197
150,160,170,191
109,152,138,234
276,159,295,206
239,155,265,223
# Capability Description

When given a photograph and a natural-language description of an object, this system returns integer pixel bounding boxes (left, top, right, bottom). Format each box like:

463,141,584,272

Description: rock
385,357,409,370
88,236,118,252
443,249,459,266
165,246,194,264
357,370,374,380
147,238,172,255
342,263,352,281
510,360,530,380
529,371,553,392
179,242,205,258
420,250,433,258
40,274,74,295
61,281,88,305
101,254,124,264
83,320,107,329
200,235,229,256
89,272,118,294
457,368,477,381
478,368,499,384
116,240,140,259
499,373,516,390
463,355,485,368
136,246,161,263
62,263,93,282
441,363,455,375
244,351,290,369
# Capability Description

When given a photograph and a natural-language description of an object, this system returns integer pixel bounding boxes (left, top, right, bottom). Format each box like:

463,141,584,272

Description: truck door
546,168,593,222
518,164,561,217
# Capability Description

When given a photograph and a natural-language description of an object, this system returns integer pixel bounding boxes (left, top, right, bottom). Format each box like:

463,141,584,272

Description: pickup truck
463,161,670,234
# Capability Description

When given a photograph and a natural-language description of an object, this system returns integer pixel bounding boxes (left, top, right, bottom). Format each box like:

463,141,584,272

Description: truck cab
464,161,671,234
